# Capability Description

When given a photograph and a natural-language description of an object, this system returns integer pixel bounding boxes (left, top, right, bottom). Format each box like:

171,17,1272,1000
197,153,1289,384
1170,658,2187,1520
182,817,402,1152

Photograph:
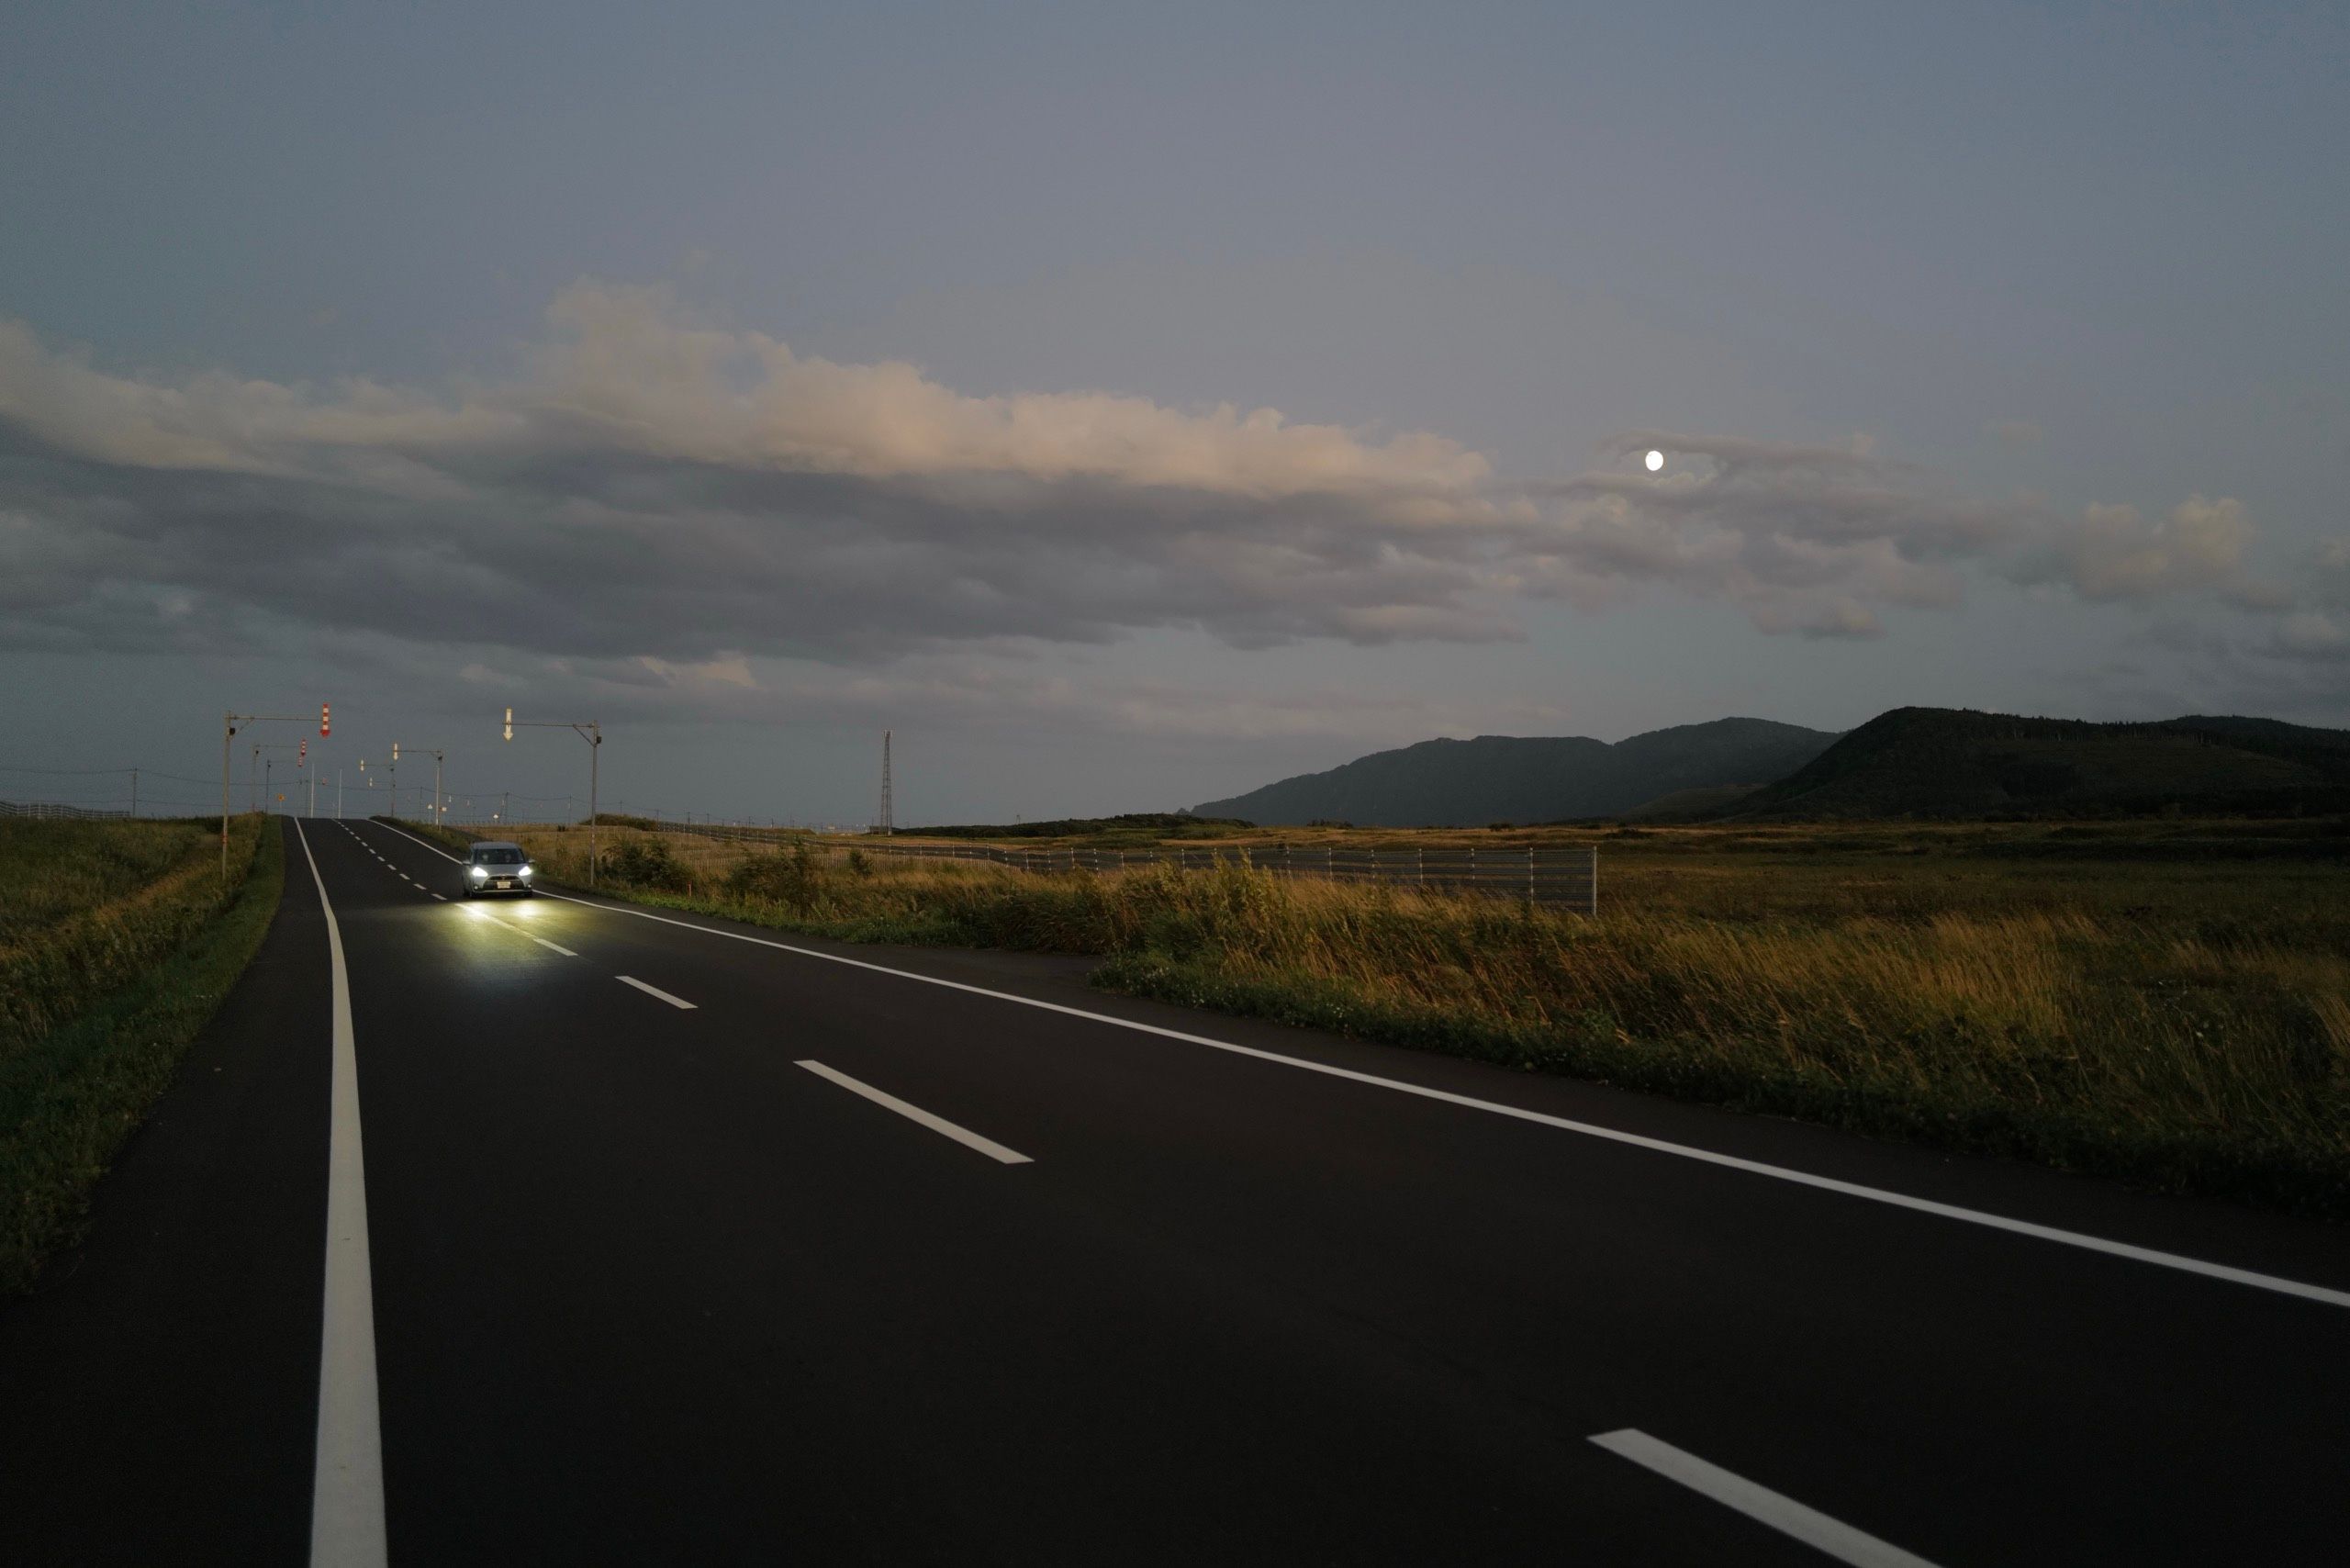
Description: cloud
1751,597,1885,640
0,286,1529,665
2273,612,2349,661
1511,431,2049,636
2031,496,2255,601
2304,537,2350,610
1986,419,2043,446
0,291,2288,683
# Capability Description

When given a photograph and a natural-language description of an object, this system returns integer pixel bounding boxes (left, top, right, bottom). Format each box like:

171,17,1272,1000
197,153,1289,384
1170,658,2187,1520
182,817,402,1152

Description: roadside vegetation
414,815,2350,1215
0,815,280,1294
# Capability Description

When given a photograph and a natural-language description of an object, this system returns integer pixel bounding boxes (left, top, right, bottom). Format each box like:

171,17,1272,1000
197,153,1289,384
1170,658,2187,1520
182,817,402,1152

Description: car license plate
494,878,514,889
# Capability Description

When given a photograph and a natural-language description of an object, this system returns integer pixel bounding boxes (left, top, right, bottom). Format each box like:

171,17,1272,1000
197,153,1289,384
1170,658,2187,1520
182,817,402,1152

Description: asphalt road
4,816,2347,1565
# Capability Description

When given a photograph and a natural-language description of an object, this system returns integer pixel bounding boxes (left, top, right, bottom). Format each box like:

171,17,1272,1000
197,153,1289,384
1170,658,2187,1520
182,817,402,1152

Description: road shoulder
0,819,330,1564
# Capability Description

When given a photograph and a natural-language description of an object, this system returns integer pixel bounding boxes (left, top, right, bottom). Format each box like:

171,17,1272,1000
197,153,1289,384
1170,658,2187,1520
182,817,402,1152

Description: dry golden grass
1,818,235,1052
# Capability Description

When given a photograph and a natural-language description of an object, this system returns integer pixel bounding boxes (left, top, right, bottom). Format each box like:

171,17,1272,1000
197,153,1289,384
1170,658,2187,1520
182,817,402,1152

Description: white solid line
616,974,697,1010
797,1059,1034,1165
1589,1429,1940,1568
533,936,577,957
375,821,461,860
531,887,2350,1313
291,823,387,1567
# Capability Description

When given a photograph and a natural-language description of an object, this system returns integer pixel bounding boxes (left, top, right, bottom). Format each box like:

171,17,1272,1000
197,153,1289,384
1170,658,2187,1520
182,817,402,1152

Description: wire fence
600,819,1601,912
876,839,1599,912
0,801,133,820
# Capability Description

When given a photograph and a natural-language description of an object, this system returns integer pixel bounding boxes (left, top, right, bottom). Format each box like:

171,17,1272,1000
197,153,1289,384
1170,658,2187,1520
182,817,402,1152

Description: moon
1644,449,1664,472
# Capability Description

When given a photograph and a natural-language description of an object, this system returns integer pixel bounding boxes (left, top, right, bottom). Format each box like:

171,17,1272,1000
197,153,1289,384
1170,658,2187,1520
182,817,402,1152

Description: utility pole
129,767,138,818
256,743,305,818
878,729,894,834
220,710,306,880
390,744,446,825
505,708,602,886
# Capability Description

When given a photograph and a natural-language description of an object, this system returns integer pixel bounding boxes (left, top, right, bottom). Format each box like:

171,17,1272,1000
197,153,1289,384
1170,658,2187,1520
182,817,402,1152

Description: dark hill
1192,718,1839,827
1724,708,2350,819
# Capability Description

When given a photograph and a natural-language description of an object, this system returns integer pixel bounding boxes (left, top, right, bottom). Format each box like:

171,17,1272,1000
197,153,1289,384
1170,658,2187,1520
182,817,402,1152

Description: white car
462,841,536,897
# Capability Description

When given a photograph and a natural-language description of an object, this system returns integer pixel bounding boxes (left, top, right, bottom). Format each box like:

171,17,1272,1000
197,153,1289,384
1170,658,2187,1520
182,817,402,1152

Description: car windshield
474,847,524,865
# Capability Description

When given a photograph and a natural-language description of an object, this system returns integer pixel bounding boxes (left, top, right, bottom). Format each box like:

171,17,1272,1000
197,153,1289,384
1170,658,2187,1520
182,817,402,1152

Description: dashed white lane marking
431,893,446,902
616,974,697,1010
1589,1430,1939,1568
371,822,464,862
797,1060,1034,1165
508,879,2350,1314
445,897,578,956
290,823,387,1567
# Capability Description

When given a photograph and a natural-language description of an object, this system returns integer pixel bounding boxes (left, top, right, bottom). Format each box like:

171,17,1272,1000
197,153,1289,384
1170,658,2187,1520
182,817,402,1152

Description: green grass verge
0,818,283,1294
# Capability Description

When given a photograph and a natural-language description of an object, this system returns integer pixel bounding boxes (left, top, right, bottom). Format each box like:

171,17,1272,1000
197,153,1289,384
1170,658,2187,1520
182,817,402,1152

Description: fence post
1528,844,1535,902
1589,845,1599,917
1416,845,1424,888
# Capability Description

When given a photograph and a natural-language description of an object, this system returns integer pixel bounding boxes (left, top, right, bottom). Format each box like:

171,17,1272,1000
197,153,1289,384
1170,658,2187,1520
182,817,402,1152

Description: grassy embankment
409,815,2350,1215
0,815,281,1294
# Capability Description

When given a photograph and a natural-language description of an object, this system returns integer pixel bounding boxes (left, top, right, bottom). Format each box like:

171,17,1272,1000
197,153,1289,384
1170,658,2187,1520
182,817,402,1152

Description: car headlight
469,866,487,879
519,865,533,878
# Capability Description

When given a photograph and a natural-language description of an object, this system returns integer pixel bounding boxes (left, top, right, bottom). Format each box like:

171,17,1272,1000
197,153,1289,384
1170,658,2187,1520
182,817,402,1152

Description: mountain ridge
1191,717,1839,826
1722,707,2350,819
1192,708,2350,826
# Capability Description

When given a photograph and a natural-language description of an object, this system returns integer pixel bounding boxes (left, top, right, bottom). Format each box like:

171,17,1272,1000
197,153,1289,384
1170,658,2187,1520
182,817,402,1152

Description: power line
0,762,135,775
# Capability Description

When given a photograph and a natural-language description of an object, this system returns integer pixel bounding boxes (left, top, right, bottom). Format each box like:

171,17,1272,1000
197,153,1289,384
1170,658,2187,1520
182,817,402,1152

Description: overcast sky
4,1,2344,823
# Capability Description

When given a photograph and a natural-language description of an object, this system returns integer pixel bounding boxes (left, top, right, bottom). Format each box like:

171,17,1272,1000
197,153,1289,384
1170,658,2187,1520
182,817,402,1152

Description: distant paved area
4,816,2347,1564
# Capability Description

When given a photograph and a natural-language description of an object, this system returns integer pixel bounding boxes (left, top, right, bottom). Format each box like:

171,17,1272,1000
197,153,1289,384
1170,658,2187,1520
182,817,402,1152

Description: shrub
600,835,689,890
726,839,828,912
